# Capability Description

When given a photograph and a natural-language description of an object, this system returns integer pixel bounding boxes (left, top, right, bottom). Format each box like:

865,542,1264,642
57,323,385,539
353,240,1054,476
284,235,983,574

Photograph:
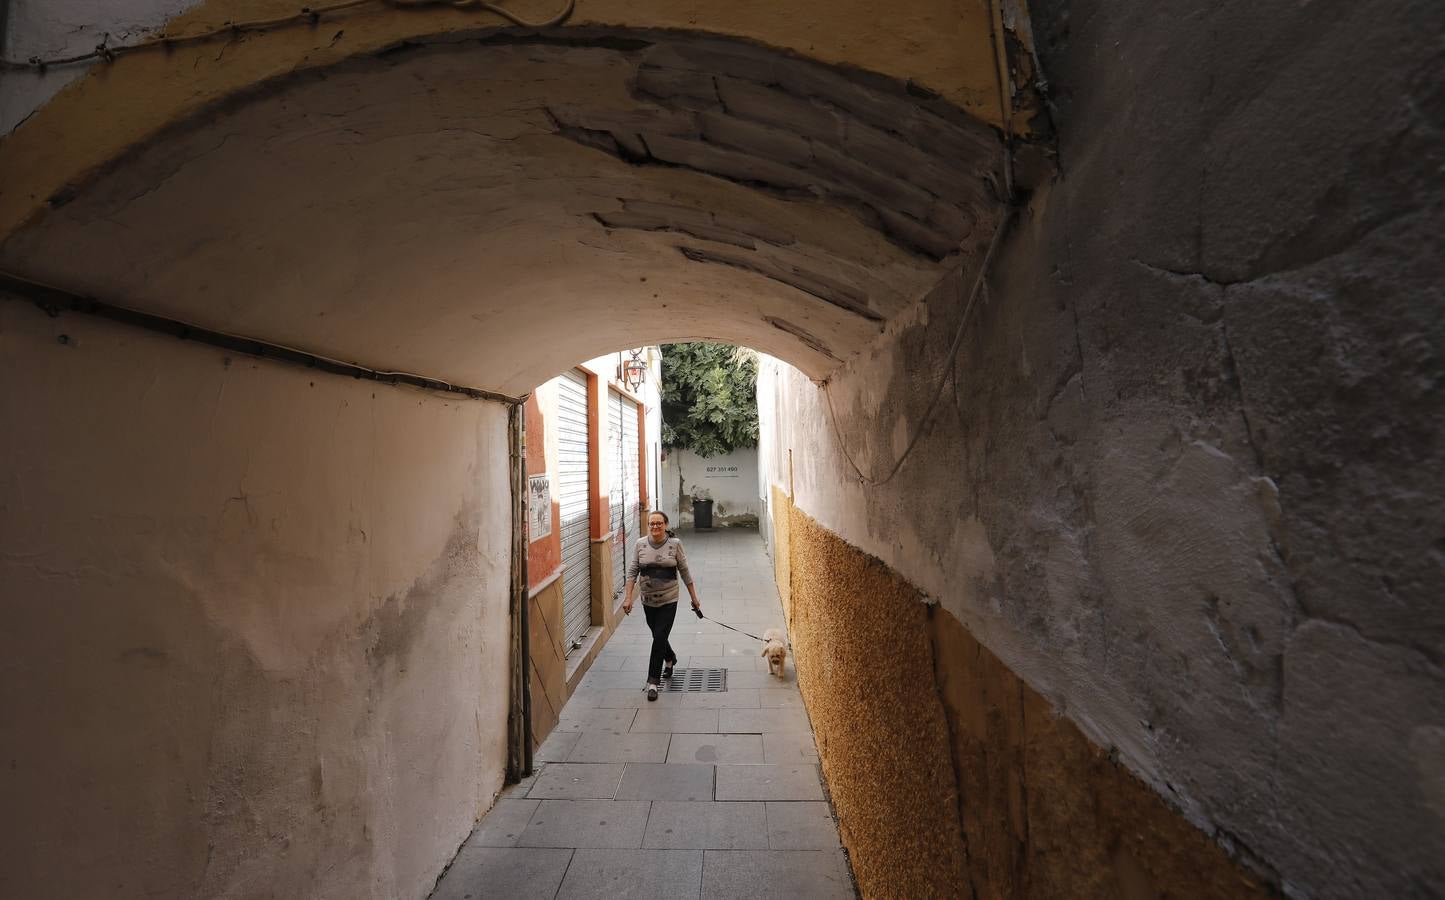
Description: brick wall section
777,497,1273,898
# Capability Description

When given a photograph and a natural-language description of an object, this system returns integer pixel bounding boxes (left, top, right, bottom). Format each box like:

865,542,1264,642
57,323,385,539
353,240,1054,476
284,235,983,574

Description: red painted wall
525,393,561,589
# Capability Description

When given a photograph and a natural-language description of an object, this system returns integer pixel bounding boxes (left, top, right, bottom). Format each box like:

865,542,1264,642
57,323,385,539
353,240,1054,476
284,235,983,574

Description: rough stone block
698,110,814,168
715,77,843,145
641,134,816,192
810,143,937,222
635,65,720,109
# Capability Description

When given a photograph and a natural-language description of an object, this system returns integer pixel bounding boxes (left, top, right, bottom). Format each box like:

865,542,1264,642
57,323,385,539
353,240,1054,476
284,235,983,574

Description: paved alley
431,527,855,900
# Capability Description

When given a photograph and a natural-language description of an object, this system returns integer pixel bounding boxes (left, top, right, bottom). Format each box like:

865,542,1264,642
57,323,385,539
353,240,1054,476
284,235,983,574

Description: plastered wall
0,303,513,899
758,0,1444,894
662,445,762,527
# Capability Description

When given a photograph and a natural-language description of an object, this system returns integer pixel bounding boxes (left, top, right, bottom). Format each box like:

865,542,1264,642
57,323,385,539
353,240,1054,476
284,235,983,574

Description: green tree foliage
660,343,759,458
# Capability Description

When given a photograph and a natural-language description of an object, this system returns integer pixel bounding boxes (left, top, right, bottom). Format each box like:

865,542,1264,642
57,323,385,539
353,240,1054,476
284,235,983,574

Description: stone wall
758,0,1445,894
0,303,514,899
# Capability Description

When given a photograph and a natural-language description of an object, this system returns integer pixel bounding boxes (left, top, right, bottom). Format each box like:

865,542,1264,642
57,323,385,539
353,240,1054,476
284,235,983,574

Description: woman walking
622,511,702,701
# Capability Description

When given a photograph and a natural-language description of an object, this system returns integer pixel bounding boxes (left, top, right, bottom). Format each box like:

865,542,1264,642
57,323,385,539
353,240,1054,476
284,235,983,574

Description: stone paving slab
726,671,798,690
701,849,854,899
462,798,539,849
758,691,805,709
715,764,825,801
535,729,582,762
517,799,652,848
762,732,819,764
525,763,625,800
575,688,686,708
680,688,761,709
556,707,638,734
643,800,769,850
720,708,812,734
582,669,660,689
556,848,704,900
440,530,854,900
565,731,671,763
631,708,720,734
667,733,766,765
615,763,716,801
687,656,773,673
765,802,843,850
431,847,574,900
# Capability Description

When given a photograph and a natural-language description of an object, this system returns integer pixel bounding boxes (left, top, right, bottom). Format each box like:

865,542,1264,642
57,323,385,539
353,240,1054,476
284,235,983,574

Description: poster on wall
528,475,552,541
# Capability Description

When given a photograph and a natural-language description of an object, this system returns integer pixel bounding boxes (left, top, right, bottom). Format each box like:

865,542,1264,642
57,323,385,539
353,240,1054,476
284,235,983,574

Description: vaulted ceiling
0,30,1020,393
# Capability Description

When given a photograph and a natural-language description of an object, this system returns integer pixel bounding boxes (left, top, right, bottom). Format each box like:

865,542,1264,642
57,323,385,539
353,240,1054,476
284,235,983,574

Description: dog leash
694,610,768,643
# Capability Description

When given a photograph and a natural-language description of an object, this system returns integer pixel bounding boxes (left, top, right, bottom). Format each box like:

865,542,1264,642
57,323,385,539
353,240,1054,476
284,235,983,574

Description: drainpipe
506,402,534,781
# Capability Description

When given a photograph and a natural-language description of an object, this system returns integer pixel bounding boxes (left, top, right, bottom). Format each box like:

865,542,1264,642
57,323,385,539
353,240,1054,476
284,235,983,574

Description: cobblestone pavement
432,527,856,900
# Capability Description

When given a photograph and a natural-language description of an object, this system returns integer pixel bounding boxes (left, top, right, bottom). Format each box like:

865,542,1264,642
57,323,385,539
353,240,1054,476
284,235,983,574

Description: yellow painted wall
774,497,1273,899
0,0,1017,241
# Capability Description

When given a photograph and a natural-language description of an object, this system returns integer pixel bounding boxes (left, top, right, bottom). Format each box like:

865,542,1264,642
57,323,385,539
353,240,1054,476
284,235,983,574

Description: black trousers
643,600,679,685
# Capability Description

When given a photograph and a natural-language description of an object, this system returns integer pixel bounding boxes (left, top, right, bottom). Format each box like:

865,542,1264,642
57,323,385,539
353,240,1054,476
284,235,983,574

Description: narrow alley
431,528,852,900
2,0,1439,897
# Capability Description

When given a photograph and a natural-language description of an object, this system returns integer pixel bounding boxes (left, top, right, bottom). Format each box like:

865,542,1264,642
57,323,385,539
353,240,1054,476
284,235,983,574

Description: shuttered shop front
608,390,642,602
557,369,592,650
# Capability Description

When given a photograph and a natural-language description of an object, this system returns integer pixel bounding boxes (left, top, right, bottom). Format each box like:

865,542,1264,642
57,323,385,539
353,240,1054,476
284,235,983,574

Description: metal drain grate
661,668,728,692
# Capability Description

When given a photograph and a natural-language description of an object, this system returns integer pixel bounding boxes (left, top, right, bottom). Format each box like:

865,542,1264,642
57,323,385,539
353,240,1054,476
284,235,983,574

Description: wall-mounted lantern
622,350,648,392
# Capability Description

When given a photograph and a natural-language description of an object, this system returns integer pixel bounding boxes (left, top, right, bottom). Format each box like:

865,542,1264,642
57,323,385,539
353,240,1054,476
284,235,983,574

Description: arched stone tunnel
0,0,1440,898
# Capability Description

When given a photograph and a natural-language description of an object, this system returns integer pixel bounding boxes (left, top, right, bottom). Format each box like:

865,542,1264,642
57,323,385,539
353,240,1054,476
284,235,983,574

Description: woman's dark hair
648,510,670,525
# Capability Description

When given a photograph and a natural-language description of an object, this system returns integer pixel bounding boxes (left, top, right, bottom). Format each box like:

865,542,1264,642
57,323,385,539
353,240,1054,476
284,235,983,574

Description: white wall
0,303,513,899
2,0,202,133
663,445,761,527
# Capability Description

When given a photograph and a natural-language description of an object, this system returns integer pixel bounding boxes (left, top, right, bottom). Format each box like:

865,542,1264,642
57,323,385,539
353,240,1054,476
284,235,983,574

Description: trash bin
692,498,714,530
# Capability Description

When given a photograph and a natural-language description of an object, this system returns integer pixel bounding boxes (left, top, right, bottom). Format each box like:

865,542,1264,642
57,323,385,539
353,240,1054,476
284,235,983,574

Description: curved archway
3,31,1007,393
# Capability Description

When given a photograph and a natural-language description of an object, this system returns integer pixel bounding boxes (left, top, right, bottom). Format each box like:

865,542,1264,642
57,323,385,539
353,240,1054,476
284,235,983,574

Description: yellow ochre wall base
772,492,1272,900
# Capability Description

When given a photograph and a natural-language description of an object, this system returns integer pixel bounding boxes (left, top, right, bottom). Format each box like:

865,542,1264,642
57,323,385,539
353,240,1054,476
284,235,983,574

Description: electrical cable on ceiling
822,203,1015,487
0,0,575,71
818,0,1024,488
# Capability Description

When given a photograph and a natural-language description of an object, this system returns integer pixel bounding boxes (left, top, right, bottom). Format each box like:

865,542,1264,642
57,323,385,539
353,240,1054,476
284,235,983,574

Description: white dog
760,628,788,678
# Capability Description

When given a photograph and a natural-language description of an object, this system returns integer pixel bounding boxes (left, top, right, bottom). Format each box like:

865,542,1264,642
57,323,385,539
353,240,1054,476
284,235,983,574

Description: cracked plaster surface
0,34,1008,395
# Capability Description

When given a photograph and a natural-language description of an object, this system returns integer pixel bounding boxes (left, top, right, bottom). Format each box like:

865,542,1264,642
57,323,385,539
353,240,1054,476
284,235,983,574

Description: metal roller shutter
623,396,641,537
608,389,626,601
558,369,592,650
609,389,643,602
